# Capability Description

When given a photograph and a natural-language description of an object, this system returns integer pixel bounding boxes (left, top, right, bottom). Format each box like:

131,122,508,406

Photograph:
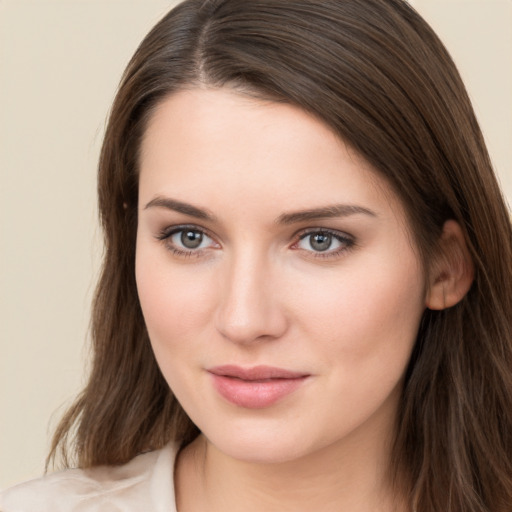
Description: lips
208,365,310,409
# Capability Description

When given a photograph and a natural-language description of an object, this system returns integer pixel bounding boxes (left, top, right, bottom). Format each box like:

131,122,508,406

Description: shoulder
0,443,178,512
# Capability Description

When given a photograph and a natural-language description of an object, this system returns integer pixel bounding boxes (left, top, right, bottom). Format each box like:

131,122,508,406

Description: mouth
207,365,310,409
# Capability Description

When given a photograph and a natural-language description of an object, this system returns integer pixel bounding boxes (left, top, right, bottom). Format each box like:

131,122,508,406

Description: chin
219,441,309,465
202,421,319,465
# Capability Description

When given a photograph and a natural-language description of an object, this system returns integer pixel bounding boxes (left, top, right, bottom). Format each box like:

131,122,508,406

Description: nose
214,249,289,345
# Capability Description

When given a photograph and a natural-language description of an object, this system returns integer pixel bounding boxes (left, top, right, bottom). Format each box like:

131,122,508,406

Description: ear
425,220,474,310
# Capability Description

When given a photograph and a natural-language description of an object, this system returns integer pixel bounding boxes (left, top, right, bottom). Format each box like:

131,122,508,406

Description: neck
175,424,406,512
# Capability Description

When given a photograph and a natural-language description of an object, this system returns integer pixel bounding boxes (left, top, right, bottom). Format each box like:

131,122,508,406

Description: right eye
292,228,355,259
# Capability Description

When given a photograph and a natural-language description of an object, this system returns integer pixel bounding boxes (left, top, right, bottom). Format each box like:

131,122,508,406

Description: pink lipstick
208,365,309,409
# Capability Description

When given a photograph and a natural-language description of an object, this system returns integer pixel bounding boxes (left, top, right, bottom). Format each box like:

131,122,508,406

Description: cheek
291,251,426,371
291,255,425,432
135,244,216,362
135,257,216,407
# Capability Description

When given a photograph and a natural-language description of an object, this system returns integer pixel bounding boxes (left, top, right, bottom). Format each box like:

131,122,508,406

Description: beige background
0,0,511,489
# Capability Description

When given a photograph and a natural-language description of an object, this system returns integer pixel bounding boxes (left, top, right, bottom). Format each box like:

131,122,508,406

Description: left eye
297,231,350,253
167,228,215,251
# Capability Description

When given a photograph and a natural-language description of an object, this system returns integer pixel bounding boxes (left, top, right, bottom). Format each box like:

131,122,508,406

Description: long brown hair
48,1,512,510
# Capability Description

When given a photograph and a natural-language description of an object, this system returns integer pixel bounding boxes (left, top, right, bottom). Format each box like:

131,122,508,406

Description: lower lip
210,374,308,409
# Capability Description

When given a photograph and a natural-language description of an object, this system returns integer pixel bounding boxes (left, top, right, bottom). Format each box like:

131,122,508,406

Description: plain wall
1,0,511,489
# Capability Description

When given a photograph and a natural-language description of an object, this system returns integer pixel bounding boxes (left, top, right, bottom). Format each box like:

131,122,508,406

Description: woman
2,0,511,511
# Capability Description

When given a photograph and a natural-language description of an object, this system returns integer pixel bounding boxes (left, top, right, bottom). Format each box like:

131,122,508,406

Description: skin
135,87,433,511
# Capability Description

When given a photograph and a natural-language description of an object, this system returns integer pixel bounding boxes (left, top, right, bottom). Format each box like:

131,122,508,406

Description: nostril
214,296,288,345
213,256,288,344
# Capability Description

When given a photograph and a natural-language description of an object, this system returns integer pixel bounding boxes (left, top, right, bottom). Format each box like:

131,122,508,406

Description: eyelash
155,225,355,260
292,228,355,259
156,225,218,258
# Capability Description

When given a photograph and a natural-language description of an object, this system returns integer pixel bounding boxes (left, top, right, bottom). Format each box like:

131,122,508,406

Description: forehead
138,87,404,224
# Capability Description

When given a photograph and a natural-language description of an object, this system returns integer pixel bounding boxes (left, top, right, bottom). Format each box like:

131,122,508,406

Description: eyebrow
144,197,216,221
144,196,376,224
276,204,376,224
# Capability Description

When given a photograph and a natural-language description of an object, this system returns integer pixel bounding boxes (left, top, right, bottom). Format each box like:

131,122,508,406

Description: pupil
181,230,202,249
311,233,331,251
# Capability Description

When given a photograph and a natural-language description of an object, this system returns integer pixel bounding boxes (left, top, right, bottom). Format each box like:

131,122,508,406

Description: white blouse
0,443,178,512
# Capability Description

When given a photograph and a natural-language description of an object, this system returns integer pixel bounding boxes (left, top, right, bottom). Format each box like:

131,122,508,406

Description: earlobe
425,220,474,310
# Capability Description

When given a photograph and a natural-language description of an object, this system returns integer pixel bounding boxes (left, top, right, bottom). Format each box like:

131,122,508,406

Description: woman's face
136,88,427,464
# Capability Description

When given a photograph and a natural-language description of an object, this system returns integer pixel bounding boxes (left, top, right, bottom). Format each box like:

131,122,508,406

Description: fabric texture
0,443,178,512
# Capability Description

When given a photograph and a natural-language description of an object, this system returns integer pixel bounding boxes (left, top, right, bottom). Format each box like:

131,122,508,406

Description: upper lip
208,365,309,381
